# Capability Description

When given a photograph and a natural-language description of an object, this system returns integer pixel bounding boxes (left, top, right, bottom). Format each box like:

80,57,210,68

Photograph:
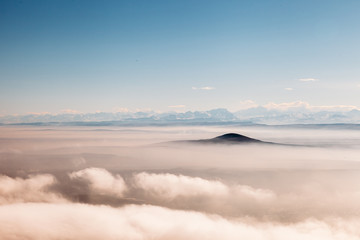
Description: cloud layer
0,203,359,240
2,168,360,222
0,174,66,204
1,126,360,239
1,166,360,239
69,168,127,197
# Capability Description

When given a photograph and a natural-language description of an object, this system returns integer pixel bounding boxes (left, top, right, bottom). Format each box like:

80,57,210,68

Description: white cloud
0,174,67,204
309,105,360,112
133,172,275,202
234,101,360,122
299,78,319,82
192,86,215,90
0,203,359,240
263,101,360,112
285,88,293,91
264,101,310,111
134,108,153,112
69,168,127,197
133,172,229,199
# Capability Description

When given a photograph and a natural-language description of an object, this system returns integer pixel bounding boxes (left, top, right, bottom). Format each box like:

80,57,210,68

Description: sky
1,0,360,115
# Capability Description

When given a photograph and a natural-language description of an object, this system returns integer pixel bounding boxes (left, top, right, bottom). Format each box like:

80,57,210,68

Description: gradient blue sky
1,0,360,114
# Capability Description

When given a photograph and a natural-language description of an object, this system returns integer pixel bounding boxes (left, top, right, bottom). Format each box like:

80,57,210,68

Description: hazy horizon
1,0,360,239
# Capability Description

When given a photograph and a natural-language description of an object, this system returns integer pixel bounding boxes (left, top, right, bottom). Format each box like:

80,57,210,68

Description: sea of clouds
1,125,360,239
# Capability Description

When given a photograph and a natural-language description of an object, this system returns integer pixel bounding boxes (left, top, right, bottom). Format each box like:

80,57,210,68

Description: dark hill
213,133,262,143
170,133,271,145
192,133,264,144
160,133,303,147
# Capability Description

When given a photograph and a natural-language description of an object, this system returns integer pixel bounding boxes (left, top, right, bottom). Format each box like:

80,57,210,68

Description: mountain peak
213,133,261,143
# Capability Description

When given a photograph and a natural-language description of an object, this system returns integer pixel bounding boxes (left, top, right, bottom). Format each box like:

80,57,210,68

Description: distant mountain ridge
0,108,238,124
1,107,360,125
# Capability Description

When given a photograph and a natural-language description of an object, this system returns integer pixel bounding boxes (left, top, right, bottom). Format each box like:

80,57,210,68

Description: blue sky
1,0,360,114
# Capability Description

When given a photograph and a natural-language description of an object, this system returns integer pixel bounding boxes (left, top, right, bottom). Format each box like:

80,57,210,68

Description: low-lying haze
1,125,360,239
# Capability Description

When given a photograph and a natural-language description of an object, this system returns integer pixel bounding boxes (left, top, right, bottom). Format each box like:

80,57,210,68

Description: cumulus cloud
263,101,360,112
232,100,360,113
0,203,359,240
69,168,127,197
0,174,66,204
192,86,215,90
133,172,275,203
309,104,360,112
134,108,153,112
299,78,319,82
133,172,229,199
264,101,310,111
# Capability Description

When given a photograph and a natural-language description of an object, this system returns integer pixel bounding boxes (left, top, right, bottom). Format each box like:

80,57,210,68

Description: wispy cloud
285,88,294,91
168,105,186,108
299,78,319,82
192,86,215,90
264,101,360,112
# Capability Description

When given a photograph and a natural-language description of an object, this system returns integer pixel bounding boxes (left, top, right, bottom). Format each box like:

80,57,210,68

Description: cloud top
69,168,127,197
133,172,229,199
0,174,66,204
0,203,359,240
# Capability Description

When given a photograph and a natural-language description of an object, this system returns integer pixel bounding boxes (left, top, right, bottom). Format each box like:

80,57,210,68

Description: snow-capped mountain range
2,107,360,125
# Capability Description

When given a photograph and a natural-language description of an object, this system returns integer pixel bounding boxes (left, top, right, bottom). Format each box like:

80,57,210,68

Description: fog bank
0,125,360,239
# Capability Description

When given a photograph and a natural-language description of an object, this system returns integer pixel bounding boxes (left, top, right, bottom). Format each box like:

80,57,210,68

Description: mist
1,125,360,239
